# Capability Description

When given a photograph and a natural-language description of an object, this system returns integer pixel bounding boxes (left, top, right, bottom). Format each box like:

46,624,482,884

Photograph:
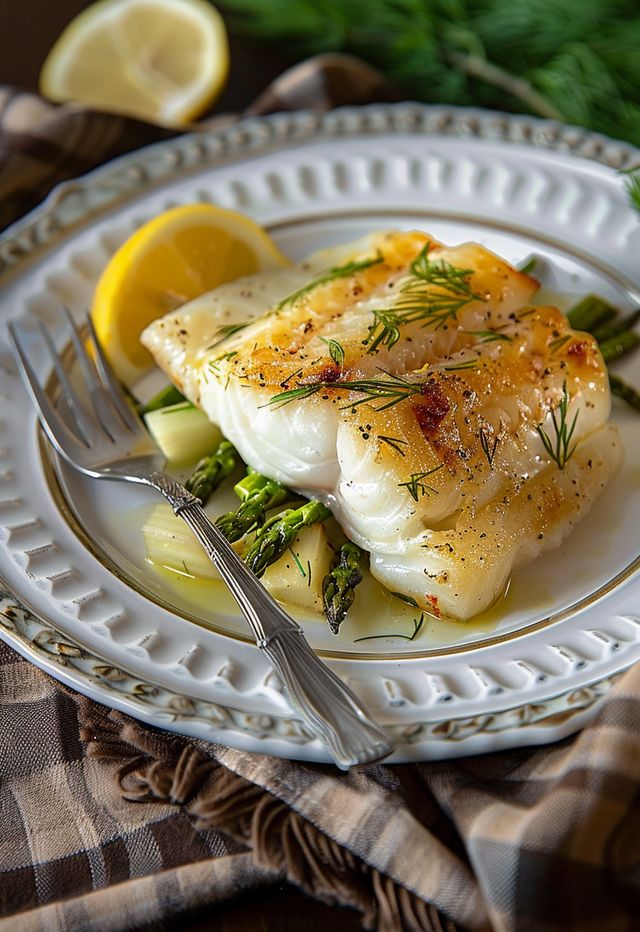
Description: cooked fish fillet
142,231,622,619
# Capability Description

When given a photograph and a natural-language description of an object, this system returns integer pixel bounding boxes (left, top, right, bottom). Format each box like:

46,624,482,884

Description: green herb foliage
398,464,445,501
479,427,499,467
219,0,640,147
320,336,346,368
365,243,486,352
536,381,579,470
378,435,409,456
354,612,425,643
275,255,382,309
267,371,427,410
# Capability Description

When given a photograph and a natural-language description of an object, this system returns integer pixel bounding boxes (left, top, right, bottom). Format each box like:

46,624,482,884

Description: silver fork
8,310,394,769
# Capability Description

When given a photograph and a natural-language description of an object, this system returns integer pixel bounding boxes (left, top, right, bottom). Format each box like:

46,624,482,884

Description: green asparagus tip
566,294,618,333
216,471,293,542
322,541,364,634
185,440,237,504
244,499,331,577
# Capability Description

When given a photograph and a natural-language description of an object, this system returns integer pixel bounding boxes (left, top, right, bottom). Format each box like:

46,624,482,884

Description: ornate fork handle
148,472,394,769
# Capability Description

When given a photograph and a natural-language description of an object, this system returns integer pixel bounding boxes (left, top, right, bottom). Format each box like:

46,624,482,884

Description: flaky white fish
142,231,622,619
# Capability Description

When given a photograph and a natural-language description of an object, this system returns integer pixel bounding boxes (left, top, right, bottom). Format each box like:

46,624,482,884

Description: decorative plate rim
1,102,639,762
2,102,639,278
0,583,624,763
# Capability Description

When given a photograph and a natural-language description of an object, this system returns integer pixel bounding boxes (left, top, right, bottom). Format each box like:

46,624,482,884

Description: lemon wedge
91,203,290,386
40,0,229,125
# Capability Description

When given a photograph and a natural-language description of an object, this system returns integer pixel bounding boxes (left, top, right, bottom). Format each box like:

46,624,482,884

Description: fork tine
61,307,138,443
8,323,87,461
61,306,101,392
85,313,141,433
37,320,104,448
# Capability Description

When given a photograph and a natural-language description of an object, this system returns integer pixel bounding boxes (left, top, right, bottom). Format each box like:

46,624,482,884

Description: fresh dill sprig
398,464,444,501
440,357,479,371
365,242,486,353
209,350,238,373
378,435,409,456
465,330,512,344
548,333,572,354
287,546,307,577
621,165,640,214
275,254,383,309
219,0,640,147
354,612,425,643
266,371,427,410
479,426,499,467
320,336,346,368
390,592,419,607
206,321,251,350
536,381,579,470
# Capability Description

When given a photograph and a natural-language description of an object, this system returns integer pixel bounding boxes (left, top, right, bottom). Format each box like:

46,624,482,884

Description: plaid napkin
0,53,393,232
1,55,639,931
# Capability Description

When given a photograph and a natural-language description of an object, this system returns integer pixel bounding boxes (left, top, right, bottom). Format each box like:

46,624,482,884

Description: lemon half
40,0,229,125
91,203,290,387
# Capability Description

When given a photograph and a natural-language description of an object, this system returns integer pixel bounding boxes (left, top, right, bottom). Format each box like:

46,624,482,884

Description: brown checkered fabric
2,636,639,931
0,53,394,231
1,53,639,931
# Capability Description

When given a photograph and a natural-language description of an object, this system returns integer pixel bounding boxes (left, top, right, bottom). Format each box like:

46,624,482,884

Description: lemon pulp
91,203,290,386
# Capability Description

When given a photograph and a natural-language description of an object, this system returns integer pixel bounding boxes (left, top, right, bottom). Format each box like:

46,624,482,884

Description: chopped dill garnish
275,254,383,309
320,336,346,368
479,426,499,467
354,612,425,642
206,321,251,350
288,546,306,577
465,330,513,343
622,165,640,214
398,464,445,501
536,381,579,470
365,242,486,353
440,357,479,371
549,333,572,354
279,366,304,388
266,371,427,411
209,350,238,372
390,591,419,607
378,435,409,456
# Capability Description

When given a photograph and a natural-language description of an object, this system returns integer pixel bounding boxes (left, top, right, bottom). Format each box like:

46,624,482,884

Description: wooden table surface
1,2,364,929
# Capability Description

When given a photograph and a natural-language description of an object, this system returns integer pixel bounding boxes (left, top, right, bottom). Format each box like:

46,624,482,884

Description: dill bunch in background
220,0,640,146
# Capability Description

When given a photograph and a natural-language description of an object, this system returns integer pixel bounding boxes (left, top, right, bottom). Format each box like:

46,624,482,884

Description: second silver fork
8,309,394,769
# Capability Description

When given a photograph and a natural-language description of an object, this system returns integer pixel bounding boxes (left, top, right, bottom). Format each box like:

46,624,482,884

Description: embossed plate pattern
0,104,639,762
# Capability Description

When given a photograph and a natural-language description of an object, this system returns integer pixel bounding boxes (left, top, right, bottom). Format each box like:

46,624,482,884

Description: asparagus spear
566,294,618,333
322,541,364,634
185,440,237,504
563,296,640,415
598,330,640,364
139,383,186,415
216,469,293,542
243,500,332,577
609,374,640,412
592,308,640,342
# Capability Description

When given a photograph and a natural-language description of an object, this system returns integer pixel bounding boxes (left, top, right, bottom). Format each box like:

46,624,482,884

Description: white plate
1,104,639,763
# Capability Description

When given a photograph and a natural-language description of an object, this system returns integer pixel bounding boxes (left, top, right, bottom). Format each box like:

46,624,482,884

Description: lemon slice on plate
40,0,229,125
91,203,290,387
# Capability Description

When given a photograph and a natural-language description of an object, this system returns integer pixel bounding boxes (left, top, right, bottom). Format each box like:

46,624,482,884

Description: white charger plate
1,104,639,763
